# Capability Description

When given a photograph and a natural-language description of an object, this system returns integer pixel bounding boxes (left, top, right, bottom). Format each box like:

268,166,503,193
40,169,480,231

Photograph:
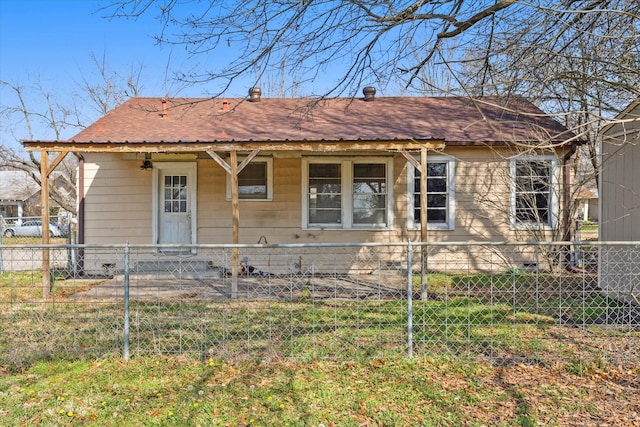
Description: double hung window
510,156,558,229
407,155,455,230
303,158,392,229
226,157,273,201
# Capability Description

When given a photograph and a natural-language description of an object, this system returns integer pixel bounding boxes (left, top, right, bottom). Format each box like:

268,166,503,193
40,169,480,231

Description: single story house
0,170,40,221
599,97,640,305
24,88,580,275
0,170,73,223
575,187,598,223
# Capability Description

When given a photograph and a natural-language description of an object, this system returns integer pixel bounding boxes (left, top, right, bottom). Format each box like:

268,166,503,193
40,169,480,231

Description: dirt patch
65,274,407,301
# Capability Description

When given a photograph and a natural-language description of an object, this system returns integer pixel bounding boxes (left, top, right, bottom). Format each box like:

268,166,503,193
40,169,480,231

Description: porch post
420,148,428,297
230,150,239,299
40,150,51,299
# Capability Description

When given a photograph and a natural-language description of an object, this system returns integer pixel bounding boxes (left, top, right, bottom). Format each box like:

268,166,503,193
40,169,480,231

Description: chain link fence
1,241,638,369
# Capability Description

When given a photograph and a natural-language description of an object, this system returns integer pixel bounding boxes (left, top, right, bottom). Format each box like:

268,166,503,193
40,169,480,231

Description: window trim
302,157,394,230
407,154,456,230
225,157,274,201
509,155,559,230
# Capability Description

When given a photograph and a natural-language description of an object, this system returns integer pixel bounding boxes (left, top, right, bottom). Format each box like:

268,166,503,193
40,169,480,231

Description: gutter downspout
562,143,578,243
74,153,85,275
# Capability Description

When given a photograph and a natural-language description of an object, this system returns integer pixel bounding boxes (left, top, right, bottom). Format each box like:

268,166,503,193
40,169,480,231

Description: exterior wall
600,103,640,242
599,101,640,305
197,155,307,244
83,153,153,244
81,147,564,274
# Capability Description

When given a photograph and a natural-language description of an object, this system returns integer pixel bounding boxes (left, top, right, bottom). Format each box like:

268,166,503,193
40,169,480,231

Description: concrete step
128,259,224,279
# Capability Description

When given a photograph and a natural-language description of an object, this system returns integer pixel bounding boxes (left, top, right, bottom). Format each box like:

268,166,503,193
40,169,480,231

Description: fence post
123,243,130,360
407,240,413,359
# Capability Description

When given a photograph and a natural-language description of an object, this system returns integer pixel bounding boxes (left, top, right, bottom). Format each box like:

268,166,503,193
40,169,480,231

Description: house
23,89,579,274
0,170,74,225
599,97,640,305
575,187,598,223
0,170,41,221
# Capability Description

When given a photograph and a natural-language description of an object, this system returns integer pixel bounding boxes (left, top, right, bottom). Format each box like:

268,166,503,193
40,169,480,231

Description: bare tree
79,52,143,116
454,2,640,190
103,0,532,96
0,80,81,214
104,1,638,100
100,1,638,258
0,56,144,215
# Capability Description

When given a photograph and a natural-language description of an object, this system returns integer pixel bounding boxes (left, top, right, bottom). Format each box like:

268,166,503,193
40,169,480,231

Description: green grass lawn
1,355,637,426
1,270,639,425
578,221,599,231
0,270,633,368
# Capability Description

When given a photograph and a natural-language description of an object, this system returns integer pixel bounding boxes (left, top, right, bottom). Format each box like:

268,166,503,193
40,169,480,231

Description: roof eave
22,138,446,153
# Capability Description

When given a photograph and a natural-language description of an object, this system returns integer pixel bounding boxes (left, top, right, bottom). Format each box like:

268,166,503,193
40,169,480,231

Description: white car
3,220,65,238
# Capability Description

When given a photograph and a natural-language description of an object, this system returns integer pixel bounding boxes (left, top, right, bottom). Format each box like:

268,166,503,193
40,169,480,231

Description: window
308,163,342,224
353,163,387,225
407,155,455,230
226,157,273,201
238,162,267,199
303,158,392,229
510,156,558,229
164,175,188,213
0,204,19,218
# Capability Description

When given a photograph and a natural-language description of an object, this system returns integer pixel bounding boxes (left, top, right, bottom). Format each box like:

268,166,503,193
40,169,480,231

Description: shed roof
601,96,640,137
42,94,573,147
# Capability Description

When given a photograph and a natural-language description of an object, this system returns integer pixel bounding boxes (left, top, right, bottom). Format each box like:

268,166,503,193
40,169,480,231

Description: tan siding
601,107,640,241
197,157,303,243
83,148,563,246
393,147,557,243
83,153,152,244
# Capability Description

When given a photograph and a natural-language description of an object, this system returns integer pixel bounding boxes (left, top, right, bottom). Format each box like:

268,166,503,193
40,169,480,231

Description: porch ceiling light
140,154,153,170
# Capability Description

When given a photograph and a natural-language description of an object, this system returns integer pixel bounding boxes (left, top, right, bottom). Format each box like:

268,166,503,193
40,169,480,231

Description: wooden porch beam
420,148,428,244
40,150,51,299
400,148,428,241
236,150,260,174
24,140,445,153
206,149,261,175
205,150,232,175
46,151,70,177
39,151,71,298
230,150,239,299
205,149,261,298
420,148,428,299
399,150,421,169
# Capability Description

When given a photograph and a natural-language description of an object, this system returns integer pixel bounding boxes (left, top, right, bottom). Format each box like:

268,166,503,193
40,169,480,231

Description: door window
164,175,188,213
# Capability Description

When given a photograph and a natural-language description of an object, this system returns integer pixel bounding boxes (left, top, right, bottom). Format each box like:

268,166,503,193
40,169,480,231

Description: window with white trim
303,158,392,229
226,157,273,201
510,156,558,229
407,155,456,230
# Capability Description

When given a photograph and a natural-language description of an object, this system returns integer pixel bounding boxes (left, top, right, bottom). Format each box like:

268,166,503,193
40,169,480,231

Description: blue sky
0,0,256,149
0,0,249,95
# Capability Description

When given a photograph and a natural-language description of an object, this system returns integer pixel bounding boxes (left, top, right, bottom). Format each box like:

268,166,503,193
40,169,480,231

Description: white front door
153,163,197,248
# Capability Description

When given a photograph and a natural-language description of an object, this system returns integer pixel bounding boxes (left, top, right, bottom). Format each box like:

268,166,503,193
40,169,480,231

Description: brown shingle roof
68,95,573,145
